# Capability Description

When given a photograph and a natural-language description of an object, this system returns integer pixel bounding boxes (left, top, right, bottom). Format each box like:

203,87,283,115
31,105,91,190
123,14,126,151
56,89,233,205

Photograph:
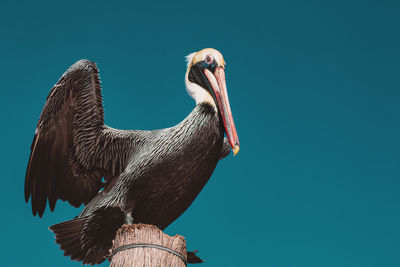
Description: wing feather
25,59,142,217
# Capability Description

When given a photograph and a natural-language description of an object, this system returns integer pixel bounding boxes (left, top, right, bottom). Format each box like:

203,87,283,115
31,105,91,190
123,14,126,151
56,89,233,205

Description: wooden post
110,224,187,267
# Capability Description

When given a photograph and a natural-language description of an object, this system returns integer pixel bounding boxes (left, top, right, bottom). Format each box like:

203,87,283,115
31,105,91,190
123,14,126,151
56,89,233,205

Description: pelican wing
25,60,143,217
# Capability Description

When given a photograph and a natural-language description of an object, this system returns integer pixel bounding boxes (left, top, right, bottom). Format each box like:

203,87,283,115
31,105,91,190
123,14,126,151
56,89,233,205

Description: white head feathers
185,49,222,109
185,52,196,68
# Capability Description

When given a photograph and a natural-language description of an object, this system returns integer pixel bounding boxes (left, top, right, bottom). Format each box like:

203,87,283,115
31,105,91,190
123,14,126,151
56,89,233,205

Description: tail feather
64,244,84,257
50,217,87,261
55,231,81,242
60,239,82,251
49,206,124,265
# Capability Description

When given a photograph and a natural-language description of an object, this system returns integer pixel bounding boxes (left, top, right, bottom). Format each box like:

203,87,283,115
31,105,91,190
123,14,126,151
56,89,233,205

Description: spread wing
25,59,145,217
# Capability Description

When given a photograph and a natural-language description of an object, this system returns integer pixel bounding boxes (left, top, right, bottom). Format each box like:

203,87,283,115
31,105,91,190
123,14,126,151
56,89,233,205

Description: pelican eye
205,55,213,65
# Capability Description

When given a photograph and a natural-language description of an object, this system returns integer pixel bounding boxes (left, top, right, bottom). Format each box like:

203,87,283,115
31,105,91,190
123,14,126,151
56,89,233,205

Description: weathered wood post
110,224,187,267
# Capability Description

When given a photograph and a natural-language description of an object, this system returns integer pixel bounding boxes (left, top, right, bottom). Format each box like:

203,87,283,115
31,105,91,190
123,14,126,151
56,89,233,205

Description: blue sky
1,1,399,266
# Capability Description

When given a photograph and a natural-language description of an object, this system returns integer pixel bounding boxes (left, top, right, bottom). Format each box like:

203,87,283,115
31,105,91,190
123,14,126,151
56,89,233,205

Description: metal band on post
111,243,187,265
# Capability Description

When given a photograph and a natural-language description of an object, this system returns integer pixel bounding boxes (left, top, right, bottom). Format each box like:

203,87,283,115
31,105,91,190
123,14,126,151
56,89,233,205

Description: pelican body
25,48,239,264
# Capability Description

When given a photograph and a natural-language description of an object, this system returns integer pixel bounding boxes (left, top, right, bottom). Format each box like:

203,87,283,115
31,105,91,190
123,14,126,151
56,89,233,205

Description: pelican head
185,48,240,155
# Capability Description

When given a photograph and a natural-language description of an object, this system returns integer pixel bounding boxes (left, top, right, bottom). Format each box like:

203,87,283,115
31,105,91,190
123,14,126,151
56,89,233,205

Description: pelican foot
124,212,134,224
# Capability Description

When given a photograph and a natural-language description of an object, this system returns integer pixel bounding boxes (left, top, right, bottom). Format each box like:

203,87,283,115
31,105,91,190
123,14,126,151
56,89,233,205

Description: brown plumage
26,49,238,265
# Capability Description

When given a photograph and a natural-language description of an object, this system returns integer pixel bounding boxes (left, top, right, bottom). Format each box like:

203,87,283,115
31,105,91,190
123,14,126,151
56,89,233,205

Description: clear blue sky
1,1,399,266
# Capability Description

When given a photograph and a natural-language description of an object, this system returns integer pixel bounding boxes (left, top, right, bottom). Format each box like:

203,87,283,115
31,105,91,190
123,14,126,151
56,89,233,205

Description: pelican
25,48,240,264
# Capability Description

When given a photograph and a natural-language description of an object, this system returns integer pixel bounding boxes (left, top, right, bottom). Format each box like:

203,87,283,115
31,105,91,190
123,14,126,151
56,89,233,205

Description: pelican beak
204,67,240,155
